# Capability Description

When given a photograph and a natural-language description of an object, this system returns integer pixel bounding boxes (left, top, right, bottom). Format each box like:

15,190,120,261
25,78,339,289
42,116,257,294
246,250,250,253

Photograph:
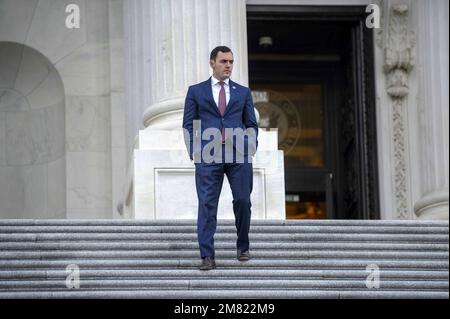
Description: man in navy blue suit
182,46,259,270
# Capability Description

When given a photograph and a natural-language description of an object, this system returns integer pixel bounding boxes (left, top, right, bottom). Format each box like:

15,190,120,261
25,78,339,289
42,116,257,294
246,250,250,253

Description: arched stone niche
0,41,66,218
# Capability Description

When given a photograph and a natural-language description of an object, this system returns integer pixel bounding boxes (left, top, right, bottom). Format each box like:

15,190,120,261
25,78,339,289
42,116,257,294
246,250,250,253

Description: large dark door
247,6,380,219
339,21,380,220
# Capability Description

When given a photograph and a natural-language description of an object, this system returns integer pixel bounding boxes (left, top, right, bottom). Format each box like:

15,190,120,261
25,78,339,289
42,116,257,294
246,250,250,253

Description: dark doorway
247,6,380,220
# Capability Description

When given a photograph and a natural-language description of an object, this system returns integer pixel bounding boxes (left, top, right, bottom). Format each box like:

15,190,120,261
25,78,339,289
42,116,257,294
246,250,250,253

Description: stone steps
0,225,447,234
0,219,446,226
1,250,447,260
0,279,447,290
1,242,447,251
0,219,448,299
0,269,447,280
0,290,447,299
0,259,448,269
0,233,447,242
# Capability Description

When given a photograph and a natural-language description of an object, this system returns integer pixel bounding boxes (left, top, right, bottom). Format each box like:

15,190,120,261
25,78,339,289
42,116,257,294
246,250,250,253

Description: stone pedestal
124,129,285,219
122,0,278,220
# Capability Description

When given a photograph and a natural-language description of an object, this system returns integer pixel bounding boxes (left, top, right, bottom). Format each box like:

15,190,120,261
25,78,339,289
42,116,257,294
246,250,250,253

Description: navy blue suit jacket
182,78,258,161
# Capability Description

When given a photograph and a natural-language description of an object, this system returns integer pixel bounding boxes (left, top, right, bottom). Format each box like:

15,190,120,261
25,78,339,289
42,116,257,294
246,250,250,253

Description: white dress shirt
211,76,230,108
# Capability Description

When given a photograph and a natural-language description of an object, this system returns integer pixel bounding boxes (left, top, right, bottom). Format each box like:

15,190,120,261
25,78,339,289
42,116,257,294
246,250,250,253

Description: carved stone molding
383,4,415,98
377,1,416,219
392,99,409,219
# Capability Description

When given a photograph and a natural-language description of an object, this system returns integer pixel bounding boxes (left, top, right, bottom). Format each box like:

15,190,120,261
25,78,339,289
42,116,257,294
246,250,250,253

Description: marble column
123,0,285,220
413,0,449,219
125,0,249,131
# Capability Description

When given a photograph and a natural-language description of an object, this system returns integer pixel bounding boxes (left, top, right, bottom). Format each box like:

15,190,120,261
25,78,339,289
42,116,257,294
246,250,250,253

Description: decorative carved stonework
392,99,409,219
378,2,415,219
384,4,415,98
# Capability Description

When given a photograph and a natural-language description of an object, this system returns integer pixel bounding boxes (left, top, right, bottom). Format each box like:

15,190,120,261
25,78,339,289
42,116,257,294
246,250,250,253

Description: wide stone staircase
0,219,448,298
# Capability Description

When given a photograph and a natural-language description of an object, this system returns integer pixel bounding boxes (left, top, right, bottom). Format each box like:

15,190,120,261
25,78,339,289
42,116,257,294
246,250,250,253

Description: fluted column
140,0,249,129
413,0,449,219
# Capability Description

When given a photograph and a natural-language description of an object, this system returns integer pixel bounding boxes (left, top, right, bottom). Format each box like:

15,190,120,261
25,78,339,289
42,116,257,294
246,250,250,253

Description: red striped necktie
218,82,226,143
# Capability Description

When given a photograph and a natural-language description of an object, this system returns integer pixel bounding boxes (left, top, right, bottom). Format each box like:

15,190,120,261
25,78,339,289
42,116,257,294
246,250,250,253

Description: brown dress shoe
199,257,216,270
237,250,251,261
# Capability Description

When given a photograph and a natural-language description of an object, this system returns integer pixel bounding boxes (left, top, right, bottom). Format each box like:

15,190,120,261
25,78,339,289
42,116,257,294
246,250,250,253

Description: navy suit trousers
195,145,253,258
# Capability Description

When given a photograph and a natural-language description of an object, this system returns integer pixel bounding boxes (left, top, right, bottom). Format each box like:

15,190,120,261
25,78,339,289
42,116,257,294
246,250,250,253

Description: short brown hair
210,46,233,61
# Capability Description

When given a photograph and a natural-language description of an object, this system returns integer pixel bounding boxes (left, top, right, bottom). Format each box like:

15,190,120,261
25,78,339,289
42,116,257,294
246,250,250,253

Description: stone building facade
0,0,448,220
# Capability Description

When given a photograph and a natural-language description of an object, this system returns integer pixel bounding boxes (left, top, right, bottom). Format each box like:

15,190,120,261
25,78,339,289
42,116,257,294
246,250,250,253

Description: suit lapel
224,79,237,117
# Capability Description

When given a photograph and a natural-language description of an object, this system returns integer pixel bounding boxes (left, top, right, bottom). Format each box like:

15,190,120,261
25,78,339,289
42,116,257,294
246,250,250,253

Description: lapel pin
232,86,236,89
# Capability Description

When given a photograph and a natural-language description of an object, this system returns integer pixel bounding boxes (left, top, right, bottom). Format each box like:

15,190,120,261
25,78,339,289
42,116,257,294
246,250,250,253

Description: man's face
210,51,234,81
